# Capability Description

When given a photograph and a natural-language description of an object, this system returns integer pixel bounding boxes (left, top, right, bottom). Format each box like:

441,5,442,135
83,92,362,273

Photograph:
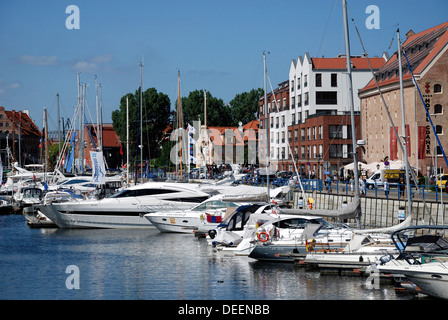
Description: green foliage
180,90,232,127
228,88,263,126
112,88,172,165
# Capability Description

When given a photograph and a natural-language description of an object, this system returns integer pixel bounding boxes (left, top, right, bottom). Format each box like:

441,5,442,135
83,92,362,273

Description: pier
291,190,446,228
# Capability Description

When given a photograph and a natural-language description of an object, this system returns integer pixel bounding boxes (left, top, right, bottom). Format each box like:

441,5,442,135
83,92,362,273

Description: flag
65,132,77,172
187,123,196,135
90,151,106,185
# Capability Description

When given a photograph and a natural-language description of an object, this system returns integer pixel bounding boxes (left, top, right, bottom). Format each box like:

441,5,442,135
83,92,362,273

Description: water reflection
0,215,415,300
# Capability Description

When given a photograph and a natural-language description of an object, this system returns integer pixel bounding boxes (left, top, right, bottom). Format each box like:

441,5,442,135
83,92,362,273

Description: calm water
0,214,416,300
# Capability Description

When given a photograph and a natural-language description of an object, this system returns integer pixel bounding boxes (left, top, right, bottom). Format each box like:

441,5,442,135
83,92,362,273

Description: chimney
406,29,415,39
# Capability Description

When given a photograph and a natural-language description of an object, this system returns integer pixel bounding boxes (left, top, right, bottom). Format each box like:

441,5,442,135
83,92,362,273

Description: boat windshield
109,188,180,198
192,200,239,211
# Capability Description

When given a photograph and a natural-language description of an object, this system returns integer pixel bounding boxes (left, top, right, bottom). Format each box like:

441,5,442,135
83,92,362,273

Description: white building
262,53,388,173
288,52,388,122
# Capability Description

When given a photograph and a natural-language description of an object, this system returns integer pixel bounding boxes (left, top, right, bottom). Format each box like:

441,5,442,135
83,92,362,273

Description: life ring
258,231,269,242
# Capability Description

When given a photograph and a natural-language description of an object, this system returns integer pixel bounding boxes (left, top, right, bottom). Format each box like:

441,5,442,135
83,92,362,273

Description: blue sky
0,0,447,131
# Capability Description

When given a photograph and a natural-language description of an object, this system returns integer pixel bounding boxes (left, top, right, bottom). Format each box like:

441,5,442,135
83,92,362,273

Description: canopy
279,196,361,220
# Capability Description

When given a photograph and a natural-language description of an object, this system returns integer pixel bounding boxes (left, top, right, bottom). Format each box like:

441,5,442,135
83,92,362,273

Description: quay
290,189,446,228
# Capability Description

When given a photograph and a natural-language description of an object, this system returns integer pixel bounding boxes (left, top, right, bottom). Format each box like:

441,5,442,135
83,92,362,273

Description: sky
0,0,447,131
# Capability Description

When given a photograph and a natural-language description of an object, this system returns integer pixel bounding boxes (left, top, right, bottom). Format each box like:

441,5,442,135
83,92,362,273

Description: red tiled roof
360,21,448,93
311,57,386,70
243,120,259,131
102,124,121,148
5,110,41,136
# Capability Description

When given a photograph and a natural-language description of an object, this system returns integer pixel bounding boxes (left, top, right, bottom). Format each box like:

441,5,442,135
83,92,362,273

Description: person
326,175,332,193
384,178,390,198
399,177,405,198
350,177,354,195
359,177,365,196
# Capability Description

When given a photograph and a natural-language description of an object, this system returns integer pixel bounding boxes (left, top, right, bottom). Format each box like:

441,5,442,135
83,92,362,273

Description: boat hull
379,262,448,299
37,198,199,229
38,202,153,229
145,212,220,234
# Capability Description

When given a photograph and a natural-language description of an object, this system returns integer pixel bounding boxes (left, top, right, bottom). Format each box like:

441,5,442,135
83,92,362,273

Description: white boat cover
278,196,361,220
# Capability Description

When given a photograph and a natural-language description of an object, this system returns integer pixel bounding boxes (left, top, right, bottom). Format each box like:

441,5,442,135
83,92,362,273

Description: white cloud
18,55,57,66
72,60,99,73
72,54,115,73
0,78,22,96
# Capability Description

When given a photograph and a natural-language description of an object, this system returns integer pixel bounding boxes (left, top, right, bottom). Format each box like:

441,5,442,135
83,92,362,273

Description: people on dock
359,177,365,196
384,178,389,198
399,177,405,198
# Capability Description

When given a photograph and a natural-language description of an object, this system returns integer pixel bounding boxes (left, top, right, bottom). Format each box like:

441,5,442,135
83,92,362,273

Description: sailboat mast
95,75,99,150
343,0,361,226
178,70,183,179
57,92,61,156
126,96,129,185
139,60,143,183
263,52,270,199
397,28,413,214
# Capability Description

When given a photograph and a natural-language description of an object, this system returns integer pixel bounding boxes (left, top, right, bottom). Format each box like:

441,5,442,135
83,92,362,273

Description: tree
229,88,263,126
180,90,232,127
112,88,172,165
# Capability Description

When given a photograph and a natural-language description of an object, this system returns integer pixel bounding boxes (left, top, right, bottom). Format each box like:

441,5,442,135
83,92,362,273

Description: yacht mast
397,28,413,214
139,59,143,183
343,0,361,226
126,96,129,185
263,52,270,200
57,92,61,155
178,70,183,179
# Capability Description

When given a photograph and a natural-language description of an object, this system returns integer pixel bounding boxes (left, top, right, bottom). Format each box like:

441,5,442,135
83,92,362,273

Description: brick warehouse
359,22,448,176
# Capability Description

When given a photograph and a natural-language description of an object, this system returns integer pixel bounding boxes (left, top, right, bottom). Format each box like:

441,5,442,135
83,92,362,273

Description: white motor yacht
144,195,242,235
37,181,210,229
374,225,448,299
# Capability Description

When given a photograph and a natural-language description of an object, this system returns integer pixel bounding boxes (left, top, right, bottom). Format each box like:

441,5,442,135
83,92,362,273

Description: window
329,144,344,158
434,104,442,114
436,125,443,135
434,84,442,93
329,125,343,139
331,73,337,87
316,73,322,87
304,75,308,87
316,91,337,105
304,92,309,105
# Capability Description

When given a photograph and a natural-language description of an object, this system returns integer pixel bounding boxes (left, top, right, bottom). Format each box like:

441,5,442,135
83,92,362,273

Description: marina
0,213,423,301
1,0,447,306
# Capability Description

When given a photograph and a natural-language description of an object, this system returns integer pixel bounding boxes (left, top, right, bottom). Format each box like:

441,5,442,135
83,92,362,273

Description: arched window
434,84,442,93
434,104,442,114
436,125,443,135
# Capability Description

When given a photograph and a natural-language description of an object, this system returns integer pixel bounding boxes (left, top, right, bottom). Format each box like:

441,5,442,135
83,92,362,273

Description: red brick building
0,107,42,167
359,22,448,176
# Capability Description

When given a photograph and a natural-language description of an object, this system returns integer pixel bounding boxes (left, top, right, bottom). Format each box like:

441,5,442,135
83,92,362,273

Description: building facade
359,22,448,176
0,107,42,168
258,53,386,177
